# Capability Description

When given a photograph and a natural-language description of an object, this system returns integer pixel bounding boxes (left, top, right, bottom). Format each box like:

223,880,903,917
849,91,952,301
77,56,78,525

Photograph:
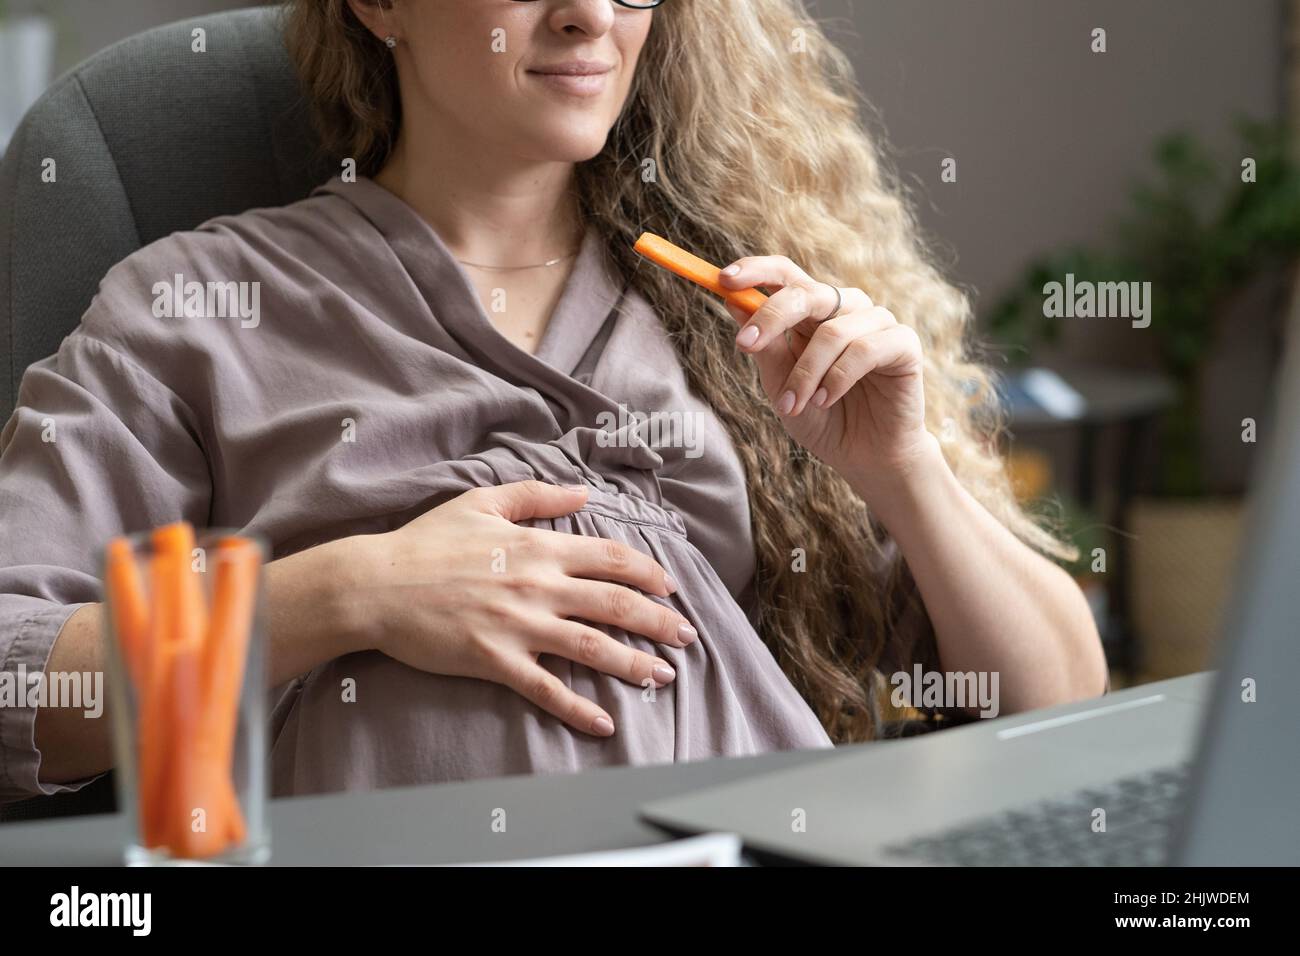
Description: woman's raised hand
719,256,936,496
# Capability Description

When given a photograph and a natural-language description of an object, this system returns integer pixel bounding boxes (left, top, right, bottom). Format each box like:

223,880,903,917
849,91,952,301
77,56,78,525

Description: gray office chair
0,5,335,822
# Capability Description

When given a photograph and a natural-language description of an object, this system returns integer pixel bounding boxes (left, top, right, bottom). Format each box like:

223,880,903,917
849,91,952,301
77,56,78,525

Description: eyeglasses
510,0,668,8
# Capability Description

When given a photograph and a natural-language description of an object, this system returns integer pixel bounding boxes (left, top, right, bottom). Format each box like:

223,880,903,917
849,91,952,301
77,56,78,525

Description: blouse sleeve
0,331,210,802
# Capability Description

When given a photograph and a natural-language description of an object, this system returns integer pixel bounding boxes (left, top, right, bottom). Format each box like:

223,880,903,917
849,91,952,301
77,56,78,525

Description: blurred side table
1001,366,1176,677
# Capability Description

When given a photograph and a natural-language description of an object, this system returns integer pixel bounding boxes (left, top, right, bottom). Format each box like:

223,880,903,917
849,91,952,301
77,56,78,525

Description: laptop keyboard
882,763,1191,866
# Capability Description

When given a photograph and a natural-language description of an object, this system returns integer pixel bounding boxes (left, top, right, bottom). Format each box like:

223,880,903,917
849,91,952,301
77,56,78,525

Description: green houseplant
989,117,1300,496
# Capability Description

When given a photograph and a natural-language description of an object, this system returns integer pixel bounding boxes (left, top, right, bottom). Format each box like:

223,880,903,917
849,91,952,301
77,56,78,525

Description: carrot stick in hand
633,233,769,317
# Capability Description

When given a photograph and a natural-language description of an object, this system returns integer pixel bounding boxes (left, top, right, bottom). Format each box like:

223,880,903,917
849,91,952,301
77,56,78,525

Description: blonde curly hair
283,0,1072,742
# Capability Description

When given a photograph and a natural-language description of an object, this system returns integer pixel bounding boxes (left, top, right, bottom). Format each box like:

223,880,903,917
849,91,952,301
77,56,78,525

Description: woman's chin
522,130,613,164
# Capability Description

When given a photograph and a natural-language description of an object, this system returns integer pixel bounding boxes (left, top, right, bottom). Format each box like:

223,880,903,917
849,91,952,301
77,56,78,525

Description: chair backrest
0,4,334,822
0,4,337,423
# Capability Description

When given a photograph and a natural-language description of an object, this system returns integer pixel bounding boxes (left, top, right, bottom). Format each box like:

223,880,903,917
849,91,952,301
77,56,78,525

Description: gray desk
0,745,841,866
3,674,1210,865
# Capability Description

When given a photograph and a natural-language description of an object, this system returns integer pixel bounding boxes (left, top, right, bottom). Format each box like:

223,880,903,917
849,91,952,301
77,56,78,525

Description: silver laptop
641,324,1300,867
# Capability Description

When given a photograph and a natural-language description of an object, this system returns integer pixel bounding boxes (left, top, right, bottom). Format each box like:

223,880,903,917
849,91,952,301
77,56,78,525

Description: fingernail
592,715,615,736
653,663,677,684
664,573,678,595
737,324,760,348
812,387,828,408
721,263,740,276
778,390,796,415
564,483,587,492
677,623,698,644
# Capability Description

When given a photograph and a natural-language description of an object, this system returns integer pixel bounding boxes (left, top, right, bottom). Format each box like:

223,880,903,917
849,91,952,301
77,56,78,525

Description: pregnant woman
0,0,1106,802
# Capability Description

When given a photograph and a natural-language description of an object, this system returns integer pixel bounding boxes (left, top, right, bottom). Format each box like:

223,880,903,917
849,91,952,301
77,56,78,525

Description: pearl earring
384,35,397,48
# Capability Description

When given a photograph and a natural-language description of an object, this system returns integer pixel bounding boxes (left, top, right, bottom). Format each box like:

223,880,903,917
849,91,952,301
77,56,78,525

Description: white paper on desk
452,832,744,867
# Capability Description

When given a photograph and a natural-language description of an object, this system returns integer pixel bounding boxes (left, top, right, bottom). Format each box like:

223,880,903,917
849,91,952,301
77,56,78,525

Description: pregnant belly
267,488,834,798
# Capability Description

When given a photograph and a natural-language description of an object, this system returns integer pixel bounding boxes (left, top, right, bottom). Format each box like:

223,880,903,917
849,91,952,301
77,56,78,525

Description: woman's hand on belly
343,481,697,737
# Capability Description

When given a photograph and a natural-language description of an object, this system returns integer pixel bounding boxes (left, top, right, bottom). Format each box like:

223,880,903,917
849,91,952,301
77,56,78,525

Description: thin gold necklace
457,250,580,271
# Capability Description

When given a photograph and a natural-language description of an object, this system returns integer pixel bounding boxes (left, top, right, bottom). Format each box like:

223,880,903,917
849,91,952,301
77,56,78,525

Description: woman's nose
532,0,619,38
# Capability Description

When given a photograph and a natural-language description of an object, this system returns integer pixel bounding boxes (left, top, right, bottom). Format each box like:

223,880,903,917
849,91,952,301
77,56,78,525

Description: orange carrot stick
212,538,259,845
104,541,169,848
167,635,204,857
633,233,770,317
104,538,150,689
149,523,209,858
137,553,174,849
189,536,259,857
104,536,162,845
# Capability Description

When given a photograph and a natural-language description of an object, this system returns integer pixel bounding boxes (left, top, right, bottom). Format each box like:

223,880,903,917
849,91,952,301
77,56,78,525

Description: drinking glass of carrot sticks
101,523,269,865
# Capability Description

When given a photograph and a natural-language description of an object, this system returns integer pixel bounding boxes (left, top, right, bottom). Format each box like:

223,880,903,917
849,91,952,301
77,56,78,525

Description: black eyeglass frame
510,0,668,8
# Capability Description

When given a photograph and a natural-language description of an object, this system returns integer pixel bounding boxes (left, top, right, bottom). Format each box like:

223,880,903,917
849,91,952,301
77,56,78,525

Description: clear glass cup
102,526,270,865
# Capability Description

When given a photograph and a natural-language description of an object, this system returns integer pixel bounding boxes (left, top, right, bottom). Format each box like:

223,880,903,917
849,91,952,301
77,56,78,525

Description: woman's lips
527,70,611,97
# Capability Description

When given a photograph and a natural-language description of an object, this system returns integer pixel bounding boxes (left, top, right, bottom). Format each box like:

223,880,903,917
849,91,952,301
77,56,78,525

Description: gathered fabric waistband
571,480,688,540
472,431,688,540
